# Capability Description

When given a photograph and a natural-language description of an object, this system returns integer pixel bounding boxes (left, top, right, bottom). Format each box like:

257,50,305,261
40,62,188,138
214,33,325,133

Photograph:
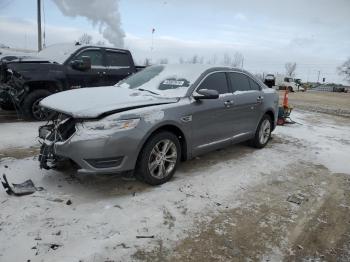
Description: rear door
191,72,237,155
228,72,263,134
65,48,106,88
104,49,135,85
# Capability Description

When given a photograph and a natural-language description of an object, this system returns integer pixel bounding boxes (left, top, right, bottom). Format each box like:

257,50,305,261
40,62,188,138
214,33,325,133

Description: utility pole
37,0,42,51
317,70,321,83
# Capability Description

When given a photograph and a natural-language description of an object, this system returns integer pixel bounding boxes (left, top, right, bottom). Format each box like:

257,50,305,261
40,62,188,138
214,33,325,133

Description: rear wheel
250,114,272,148
135,131,181,185
22,89,52,121
288,86,293,92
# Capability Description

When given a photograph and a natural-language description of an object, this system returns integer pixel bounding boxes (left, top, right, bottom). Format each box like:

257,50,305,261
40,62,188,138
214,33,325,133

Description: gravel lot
279,90,350,117
0,91,350,261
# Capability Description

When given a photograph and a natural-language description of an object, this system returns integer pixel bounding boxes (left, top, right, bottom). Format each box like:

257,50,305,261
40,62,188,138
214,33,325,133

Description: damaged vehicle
0,43,142,120
38,64,279,185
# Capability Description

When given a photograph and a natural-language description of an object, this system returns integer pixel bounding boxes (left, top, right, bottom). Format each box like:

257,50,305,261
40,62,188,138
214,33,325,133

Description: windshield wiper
137,88,160,96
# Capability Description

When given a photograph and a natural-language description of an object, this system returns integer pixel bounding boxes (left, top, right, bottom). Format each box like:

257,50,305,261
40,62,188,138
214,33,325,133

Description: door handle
257,96,264,103
224,100,234,107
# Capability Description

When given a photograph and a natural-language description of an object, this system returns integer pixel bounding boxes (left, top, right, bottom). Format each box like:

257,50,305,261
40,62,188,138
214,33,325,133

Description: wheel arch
264,109,276,131
137,123,189,162
26,80,63,94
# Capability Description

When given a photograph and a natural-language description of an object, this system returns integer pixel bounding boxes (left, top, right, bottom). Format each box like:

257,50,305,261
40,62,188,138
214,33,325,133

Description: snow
0,122,42,150
37,43,84,64
116,64,218,97
274,110,350,174
0,110,349,261
40,86,177,118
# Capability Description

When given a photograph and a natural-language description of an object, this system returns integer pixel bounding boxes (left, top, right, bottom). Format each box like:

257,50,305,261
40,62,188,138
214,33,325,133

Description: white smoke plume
53,0,125,48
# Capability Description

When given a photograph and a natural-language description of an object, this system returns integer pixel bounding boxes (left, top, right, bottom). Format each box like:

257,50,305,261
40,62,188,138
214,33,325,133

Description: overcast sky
0,0,349,83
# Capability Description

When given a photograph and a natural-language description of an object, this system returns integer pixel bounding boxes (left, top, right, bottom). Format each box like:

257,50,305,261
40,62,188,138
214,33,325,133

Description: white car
276,76,304,92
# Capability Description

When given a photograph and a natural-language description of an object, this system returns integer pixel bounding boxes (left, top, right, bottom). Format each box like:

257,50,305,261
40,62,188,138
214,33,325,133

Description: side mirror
193,89,219,100
71,56,91,71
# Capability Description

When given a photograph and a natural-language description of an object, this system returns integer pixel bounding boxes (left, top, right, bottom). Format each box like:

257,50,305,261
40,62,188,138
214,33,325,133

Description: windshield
115,64,209,98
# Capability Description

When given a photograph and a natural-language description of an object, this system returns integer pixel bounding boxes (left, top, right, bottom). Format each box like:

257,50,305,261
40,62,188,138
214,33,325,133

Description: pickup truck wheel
136,131,181,186
250,114,272,149
22,89,52,121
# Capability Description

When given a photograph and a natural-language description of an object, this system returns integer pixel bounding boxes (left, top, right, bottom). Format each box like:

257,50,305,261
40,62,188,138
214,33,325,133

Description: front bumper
39,122,145,174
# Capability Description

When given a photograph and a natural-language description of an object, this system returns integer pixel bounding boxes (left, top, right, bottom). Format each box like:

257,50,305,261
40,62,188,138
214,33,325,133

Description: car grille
43,117,77,142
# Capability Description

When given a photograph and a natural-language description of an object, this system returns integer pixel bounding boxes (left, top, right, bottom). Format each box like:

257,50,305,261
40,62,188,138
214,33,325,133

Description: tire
250,114,272,149
288,86,293,92
135,131,181,186
22,89,52,121
0,92,15,110
0,101,15,111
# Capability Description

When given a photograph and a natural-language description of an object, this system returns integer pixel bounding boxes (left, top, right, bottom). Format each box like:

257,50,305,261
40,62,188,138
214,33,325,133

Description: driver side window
75,50,103,66
198,72,229,94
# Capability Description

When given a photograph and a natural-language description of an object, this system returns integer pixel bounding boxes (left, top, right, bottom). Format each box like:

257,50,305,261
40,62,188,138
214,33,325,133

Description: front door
66,48,106,88
191,72,237,156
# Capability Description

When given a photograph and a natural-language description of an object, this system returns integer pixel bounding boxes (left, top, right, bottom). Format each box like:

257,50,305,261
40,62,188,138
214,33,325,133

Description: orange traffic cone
283,89,289,108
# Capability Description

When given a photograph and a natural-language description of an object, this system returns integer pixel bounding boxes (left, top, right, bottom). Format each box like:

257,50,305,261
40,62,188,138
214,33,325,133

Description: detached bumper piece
1,174,43,196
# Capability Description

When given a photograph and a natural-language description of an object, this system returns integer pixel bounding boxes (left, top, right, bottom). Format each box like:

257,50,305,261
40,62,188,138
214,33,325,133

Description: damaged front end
38,114,78,170
0,61,26,110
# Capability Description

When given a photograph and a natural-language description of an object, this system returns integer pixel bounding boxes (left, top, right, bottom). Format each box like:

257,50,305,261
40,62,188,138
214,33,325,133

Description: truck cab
0,43,141,120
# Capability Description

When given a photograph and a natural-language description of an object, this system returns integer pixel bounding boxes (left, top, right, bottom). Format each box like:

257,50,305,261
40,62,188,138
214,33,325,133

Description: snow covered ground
0,110,349,261
0,122,42,151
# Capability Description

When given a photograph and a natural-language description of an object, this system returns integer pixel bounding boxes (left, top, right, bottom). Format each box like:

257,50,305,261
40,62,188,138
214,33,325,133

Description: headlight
81,118,140,131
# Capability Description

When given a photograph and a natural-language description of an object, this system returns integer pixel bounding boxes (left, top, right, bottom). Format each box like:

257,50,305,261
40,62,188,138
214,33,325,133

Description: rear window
229,72,250,92
106,51,132,67
249,78,261,90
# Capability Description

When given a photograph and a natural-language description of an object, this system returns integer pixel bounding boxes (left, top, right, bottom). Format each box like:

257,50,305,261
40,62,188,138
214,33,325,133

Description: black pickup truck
0,44,143,120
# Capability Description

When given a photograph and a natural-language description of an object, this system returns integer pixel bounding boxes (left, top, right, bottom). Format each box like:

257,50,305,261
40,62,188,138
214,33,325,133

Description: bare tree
144,58,152,66
232,52,244,68
189,55,199,64
96,40,106,46
159,58,169,64
338,58,350,83
223,53,232,66
222,52,244,67
285,62,297,77
78,33,93,45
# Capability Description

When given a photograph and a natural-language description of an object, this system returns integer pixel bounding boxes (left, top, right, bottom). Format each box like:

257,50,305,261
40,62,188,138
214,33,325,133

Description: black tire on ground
22,89,52,121
250,114,272,149
135,131,181,186
288,86,294,92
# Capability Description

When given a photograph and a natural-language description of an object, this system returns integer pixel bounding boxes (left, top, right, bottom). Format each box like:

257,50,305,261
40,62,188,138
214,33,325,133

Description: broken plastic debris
287,193,308,205
1,174,44,196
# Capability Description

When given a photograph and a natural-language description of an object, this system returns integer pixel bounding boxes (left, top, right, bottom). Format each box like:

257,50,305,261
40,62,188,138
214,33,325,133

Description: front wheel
135,131,181,185
250,114,272,148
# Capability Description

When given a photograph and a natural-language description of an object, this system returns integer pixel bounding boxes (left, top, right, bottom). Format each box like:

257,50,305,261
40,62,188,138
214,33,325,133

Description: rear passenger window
249,78,261,90
198,72,229,94
229,72,251,92
106,51,131,67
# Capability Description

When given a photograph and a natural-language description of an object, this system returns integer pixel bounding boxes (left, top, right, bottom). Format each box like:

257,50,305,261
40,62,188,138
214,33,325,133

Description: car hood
40,86,178,119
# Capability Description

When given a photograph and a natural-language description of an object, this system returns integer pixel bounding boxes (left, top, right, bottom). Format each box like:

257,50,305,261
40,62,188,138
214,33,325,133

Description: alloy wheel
148,139,178,179
259,119,271,145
